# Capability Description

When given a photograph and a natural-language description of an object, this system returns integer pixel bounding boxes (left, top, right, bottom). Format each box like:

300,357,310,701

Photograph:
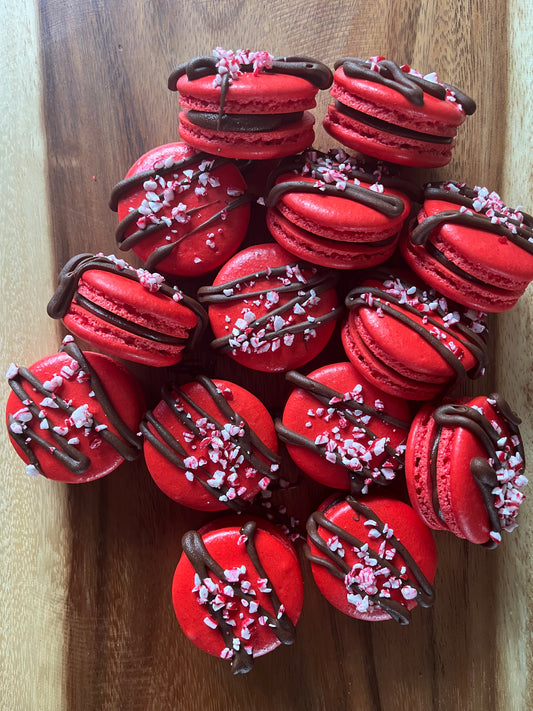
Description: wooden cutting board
1,1,532,709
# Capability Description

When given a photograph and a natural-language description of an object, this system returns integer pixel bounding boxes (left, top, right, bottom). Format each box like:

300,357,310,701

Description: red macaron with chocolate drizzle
405,393,528,548
47,253,206,367
324,57,476,168
172,518,304,674
306,495,437,623
276,362,411,494
141,375,280,511
169,48,332,160
265,148,417,269
5,337,144,483
400,181,533,312
342,270,489,400
197,243,342,373
109,142,251,277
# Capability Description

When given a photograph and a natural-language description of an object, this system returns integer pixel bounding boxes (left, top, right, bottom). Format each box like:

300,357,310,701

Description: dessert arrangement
5,51,531,674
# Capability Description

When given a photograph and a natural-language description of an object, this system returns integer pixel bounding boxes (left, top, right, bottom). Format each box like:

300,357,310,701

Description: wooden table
1,1,532,709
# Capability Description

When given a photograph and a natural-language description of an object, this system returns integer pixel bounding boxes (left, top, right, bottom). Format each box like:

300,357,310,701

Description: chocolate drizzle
335,57,476,114
197,264,342,354
7,340,142,476
169,54,333,91
46,254,207,348
275,370,410,495
410,184,533,256
305,497,435,624
345,279,489,383
140,376,280,511
430,395,524,549
181,520,296,674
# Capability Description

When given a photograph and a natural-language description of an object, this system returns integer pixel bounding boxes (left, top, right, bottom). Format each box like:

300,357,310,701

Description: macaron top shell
6,340,144,483
277,362,411,492
306,495,437,623
172,519,303,674
197,243,341,372
331,58,475,132
110,142,251,277
142,377,280,511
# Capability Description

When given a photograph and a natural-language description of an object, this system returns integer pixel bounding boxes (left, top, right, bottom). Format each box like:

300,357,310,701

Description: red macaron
342,270,489,400
265,148,416,269
109,142,251,277
400,181,533,312
169,49,332,159
197,243,341,372
5,337,144,483
47,253,207,367
323,57,476,168
141,375,280,511
172,517,304,674
306,495,437,623
276,362,411,493
405,393,527,548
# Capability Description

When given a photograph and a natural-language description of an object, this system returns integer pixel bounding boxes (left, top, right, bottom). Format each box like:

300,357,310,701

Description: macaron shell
6,350,145,483
331,67,466,133
421,200,533,290
267,209,398,270
308,496,437,621
280,362,411,489
176,72,318,113
202,243,338,372
324,104,455,168
116,142,250,277
272,173,411,238
178,110,316,160
143,379,278,511
341,316,445,400
172,525,303,659
405,403,450,531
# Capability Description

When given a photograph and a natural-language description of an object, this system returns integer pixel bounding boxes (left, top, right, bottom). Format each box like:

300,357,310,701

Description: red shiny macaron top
277,362,411,492
170,51,332,114
5,339,145,483
265,149,416,241
197,243,341,372
142,376,280,511
110,142,251,277
344,272,489,381
306,495,437,623
172,519,303,674
331,58,474,132
409,182,533,285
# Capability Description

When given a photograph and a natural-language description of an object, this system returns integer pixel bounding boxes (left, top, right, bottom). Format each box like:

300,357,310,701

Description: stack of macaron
5,48,531,674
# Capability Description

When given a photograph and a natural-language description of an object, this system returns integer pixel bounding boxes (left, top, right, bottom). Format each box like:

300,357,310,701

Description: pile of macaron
6,50,532,673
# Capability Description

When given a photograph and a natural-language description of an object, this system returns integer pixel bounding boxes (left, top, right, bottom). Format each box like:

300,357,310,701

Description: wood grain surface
1,1,532,709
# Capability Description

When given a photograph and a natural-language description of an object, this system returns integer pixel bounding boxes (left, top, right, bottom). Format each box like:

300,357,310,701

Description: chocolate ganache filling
345,276,489,383
109,153,252,270
429,395,524,549
182,520,296,674
140,376,280,511
47,253,207,347
7,340,142,476
305,497,435,624
197,264,342,354
275,370,410,495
